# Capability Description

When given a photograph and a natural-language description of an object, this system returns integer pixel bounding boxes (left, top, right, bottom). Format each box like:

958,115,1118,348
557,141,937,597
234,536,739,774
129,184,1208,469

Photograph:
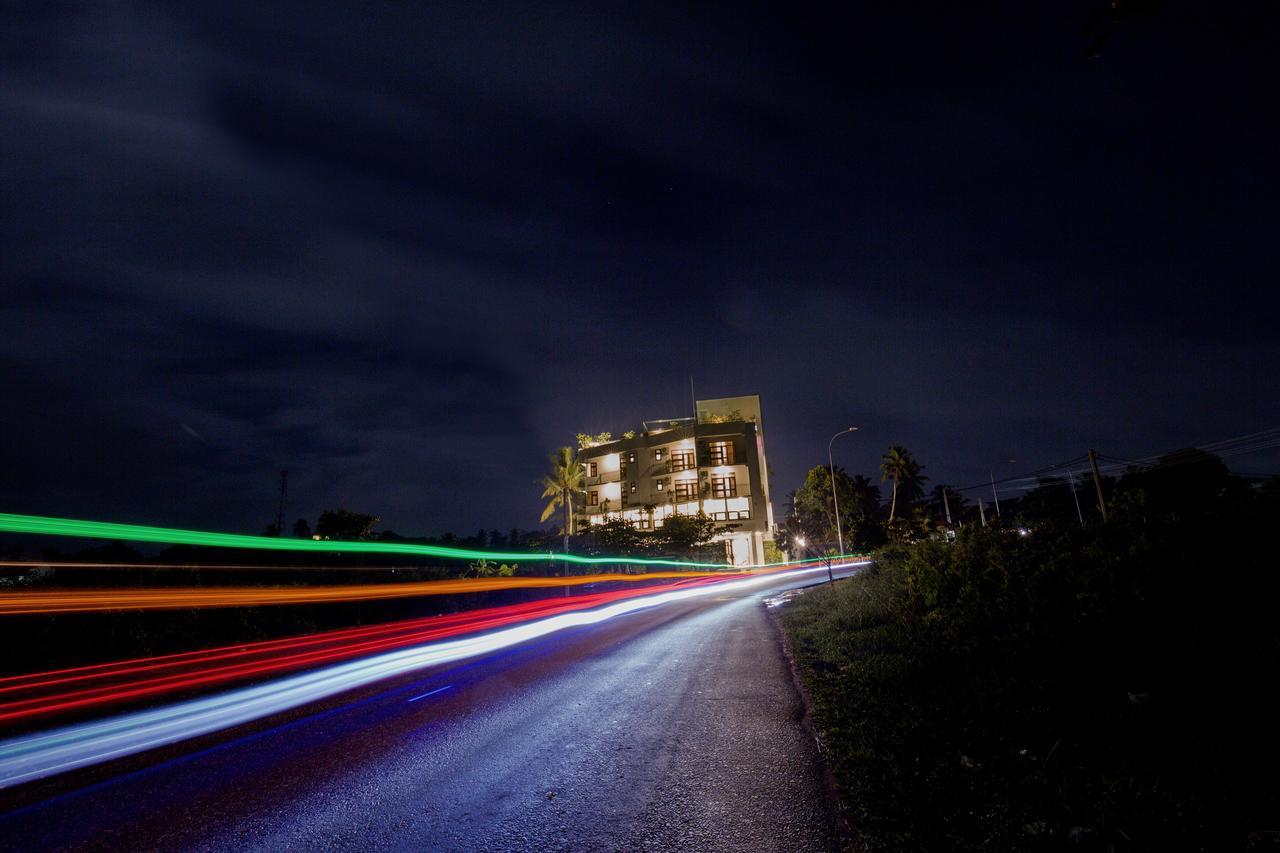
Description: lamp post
828,426,858,555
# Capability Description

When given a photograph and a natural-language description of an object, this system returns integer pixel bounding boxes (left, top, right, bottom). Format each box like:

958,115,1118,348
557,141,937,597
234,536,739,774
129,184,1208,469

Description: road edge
765,596,866,853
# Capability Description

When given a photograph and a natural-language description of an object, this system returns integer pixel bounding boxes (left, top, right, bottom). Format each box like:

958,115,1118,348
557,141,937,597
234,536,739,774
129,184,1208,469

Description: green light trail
0,512,866,570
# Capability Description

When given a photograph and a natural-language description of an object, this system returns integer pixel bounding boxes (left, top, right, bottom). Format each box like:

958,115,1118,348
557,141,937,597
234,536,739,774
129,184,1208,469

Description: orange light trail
0,569,777,615
0,576,729,725
0,562,871,786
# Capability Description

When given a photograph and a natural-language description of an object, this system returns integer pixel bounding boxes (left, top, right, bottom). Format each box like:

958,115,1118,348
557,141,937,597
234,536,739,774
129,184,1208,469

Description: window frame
710,474,738,498
707,441,735,466
673,480,699,500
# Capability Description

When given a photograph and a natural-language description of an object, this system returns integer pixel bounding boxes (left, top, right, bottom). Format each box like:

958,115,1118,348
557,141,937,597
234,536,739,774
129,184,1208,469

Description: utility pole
978,496,987,527
275,469,288,533
1067,469,1085,527
942,486,953,526
1087,449,1108,522
989,470,1001,517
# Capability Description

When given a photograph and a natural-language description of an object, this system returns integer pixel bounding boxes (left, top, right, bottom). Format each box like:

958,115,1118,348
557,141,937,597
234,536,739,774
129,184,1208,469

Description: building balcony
708,510,751,522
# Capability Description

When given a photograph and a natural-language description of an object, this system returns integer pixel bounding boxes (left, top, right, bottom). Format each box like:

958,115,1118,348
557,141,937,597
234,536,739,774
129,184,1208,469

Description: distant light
1018,527,1031,537
795,536,807,547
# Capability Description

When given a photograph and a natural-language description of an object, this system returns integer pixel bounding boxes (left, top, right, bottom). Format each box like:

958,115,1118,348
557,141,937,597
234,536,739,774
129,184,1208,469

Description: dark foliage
782,467,1280,849
573,512,733,566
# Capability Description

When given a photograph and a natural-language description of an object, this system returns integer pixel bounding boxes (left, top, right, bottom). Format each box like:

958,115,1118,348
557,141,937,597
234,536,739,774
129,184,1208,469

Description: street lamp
828,426,858,555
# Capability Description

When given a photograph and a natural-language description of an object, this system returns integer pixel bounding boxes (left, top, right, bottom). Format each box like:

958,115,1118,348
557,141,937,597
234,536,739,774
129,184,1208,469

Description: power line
942,425,1278,501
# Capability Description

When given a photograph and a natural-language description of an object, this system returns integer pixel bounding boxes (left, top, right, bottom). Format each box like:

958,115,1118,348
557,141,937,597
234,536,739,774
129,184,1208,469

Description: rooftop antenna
690,375,696,420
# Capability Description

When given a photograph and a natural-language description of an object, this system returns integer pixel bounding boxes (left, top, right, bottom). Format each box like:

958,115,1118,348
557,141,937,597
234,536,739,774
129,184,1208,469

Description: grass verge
780,516,1280,850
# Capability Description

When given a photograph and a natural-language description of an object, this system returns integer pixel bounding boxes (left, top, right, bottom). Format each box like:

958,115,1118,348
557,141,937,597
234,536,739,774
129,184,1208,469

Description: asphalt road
0,569,851,851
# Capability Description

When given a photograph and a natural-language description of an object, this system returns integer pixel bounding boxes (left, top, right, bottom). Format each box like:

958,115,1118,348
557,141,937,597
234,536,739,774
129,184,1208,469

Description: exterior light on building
571,394,775,567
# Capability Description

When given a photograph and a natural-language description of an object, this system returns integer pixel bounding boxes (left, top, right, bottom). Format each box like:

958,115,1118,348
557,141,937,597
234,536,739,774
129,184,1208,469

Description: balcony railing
709,510,751,522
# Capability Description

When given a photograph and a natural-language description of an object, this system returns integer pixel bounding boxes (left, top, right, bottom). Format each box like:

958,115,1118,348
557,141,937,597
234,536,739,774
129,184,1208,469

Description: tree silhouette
540,446,584,553
782,465,882,550
881,446,926,523
314,509,379,541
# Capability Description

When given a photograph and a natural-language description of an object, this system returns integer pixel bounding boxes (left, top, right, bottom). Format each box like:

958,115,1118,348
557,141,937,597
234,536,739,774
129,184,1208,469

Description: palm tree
881,446,927,523
540,446,584,553
848,474,881,518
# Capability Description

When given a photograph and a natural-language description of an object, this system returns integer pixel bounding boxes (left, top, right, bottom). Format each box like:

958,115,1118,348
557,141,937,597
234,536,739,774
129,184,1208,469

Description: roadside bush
782,481,1280,850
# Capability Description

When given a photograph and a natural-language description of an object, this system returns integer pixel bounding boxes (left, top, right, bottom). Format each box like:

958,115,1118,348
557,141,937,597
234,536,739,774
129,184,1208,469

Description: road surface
0,569,850,851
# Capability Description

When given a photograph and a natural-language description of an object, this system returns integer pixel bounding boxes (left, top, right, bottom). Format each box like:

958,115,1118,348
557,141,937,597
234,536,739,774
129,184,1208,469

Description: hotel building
575,394,776,566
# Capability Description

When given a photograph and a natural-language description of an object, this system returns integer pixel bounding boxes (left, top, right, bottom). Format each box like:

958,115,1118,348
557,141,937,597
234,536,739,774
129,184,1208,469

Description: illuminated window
626,451,636,464
654,448,665,461
630,481,637,493
588,490,599,506
588,462,598,477
656,480,665,491
708,441,734,465
674,480,698,500
638,517,651,530
670,450,696,472
710,475,737,498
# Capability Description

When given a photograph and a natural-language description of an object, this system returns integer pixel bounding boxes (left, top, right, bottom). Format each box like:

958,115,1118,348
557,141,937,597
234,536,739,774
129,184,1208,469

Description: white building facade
575,395,776,567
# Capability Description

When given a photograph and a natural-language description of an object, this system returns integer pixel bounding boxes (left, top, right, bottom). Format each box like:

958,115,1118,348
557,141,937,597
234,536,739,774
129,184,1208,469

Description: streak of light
406,686,452,703
0,572,740,615
0,578,727,723
0,562,870,788
0,562,466,571
0,512,868,570
0,513,725,567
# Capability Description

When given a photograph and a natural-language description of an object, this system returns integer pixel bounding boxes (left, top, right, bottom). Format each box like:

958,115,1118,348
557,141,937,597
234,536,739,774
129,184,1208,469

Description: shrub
782,481,1280,849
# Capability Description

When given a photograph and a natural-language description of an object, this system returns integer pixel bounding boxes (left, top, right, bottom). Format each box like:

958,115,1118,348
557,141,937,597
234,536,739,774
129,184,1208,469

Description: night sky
2,3,1277,537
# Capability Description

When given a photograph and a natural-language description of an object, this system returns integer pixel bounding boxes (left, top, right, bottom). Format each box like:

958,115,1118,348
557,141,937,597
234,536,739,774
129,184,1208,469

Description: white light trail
0,562,869,789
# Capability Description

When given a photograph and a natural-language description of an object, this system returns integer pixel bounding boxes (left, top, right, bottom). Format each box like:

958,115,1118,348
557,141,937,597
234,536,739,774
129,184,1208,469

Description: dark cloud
1,2,1277,536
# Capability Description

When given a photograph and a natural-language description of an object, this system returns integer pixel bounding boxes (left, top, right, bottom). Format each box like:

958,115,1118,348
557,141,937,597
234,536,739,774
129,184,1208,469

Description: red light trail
0,576,728,726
